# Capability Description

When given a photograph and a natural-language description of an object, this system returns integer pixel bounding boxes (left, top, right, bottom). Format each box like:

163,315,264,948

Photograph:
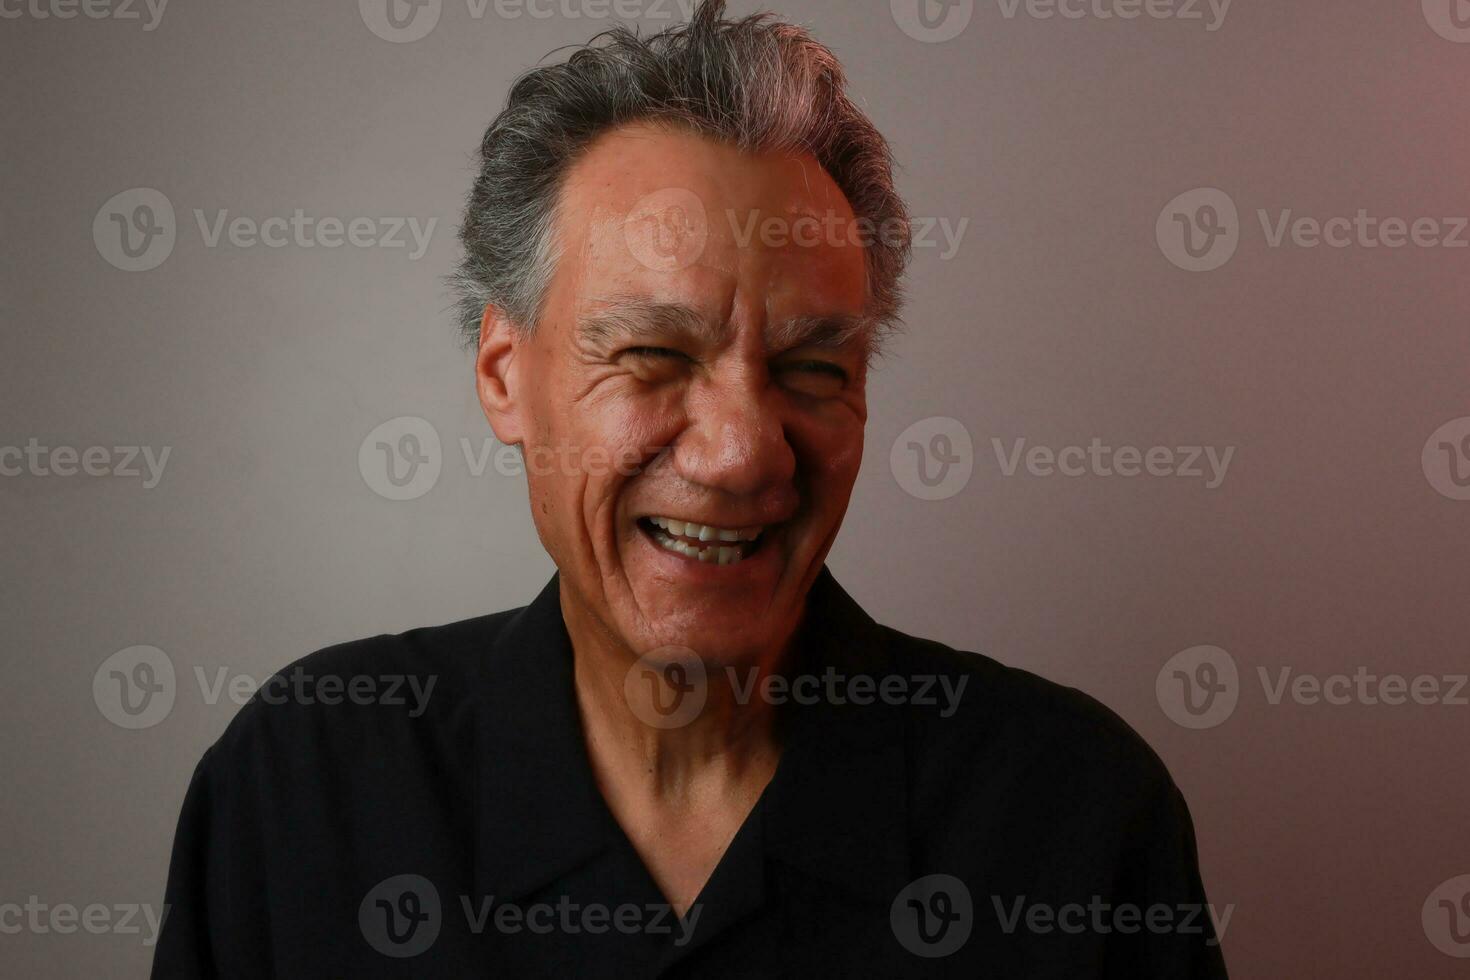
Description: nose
673,370,796,504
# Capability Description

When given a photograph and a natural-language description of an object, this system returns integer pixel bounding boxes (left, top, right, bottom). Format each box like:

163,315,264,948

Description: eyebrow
578,297,874,357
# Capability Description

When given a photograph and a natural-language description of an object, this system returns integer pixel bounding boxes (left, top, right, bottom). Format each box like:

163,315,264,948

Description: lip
635,513,778,535
632,517,784,583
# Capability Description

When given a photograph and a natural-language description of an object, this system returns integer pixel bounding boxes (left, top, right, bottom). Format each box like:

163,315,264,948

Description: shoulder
870,621,1178,811
200,605,522,776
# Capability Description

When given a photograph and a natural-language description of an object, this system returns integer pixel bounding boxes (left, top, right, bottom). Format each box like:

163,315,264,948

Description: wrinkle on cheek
572,368,622,407
829,435,864,477
595,385,688,463
581,475,616,586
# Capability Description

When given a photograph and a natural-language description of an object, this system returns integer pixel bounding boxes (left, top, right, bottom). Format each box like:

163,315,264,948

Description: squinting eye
622,346,688,361
775,359,848,397
781,360,848,381
619,346,692,383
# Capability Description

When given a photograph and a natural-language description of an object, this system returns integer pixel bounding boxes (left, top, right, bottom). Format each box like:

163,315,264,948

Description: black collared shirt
151,568,1228,978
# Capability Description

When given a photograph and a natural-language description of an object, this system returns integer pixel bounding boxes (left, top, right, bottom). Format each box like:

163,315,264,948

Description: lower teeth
652,530,749,566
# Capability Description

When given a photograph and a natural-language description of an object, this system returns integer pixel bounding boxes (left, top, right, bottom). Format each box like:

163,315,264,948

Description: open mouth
636,515,769,566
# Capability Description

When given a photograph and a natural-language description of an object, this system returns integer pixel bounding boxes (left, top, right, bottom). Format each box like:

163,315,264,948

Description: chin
630,608,781,664
681,629,777,668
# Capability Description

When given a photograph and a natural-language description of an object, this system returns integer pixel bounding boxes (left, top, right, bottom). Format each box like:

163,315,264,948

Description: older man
152,2,1227,976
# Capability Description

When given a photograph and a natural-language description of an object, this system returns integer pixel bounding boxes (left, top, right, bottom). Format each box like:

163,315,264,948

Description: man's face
481,123,871,665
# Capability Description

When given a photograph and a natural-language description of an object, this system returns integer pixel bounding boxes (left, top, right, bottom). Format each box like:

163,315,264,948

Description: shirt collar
472,566,911,906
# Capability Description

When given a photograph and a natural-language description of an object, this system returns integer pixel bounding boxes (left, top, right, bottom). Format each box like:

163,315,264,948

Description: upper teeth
648,516,763,542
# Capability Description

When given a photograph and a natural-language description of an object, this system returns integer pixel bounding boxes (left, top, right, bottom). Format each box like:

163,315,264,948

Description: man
152,2,1227,976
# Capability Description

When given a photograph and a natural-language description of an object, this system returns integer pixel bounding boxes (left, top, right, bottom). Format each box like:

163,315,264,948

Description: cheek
583,380,688,459
529,384,685,532
791,410,865,503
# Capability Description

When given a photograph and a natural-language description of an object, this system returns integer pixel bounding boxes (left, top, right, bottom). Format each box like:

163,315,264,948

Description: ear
475,304,525,447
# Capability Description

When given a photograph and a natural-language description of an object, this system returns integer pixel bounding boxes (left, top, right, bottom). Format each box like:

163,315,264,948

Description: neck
560,585,791,804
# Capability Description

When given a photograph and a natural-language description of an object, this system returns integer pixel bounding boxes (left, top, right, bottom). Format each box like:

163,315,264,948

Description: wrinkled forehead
546,122,870,328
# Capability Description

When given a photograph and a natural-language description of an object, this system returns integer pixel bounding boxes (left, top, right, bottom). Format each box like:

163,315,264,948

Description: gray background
4,0,1469,975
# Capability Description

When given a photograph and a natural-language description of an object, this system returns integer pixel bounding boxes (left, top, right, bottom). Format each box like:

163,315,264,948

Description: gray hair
449,0,910,353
